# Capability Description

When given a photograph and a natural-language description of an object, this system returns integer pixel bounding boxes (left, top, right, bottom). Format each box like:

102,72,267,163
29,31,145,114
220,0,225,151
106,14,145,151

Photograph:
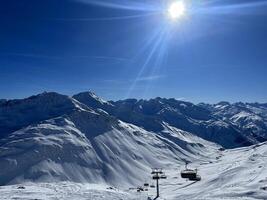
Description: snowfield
0,182,147,200
1,142,267,200
0,92,267,199
162,142,267,200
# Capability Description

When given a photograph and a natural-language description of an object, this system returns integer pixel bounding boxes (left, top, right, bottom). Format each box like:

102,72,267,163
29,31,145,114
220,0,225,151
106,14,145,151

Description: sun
168,1,186,20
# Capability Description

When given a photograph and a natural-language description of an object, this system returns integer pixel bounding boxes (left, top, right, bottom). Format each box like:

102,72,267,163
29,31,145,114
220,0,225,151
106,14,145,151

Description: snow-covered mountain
0,91,267,200
0,92,219,187
73,92,114,110
1,139,267,200
74,92,267,148
0,92,88,140
199,102,267,144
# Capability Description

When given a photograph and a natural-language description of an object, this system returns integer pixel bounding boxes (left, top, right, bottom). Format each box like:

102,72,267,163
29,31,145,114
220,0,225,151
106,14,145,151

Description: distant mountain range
73,92,267,148
0,91,266,186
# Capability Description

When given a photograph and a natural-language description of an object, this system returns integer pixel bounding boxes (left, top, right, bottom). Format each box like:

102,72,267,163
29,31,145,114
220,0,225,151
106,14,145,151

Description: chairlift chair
161,175,167,179
180,169,197,179
152,175,160,180
181,163,198,179
160,173,167,179
189,174,201,181
180,163,201,181
144,183,149,187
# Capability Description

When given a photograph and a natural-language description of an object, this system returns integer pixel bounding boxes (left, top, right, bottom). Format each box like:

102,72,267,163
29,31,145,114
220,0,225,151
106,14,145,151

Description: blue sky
0,0,267,103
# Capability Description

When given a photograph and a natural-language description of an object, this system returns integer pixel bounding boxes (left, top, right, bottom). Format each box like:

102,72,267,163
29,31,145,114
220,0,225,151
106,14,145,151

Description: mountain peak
216,101,231,106
0,91,87,138
73,91,113,108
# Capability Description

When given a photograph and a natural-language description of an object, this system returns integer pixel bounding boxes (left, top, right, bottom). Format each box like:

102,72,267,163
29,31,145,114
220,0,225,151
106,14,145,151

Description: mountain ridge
73,91,267,148
0,91,267,190
0,97,219,186
1,91,266,148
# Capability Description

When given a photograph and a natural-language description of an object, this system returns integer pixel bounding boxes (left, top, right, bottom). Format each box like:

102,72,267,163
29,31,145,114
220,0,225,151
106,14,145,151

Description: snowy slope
73,92,114,110
0,105,219,187
1,142,267,200
0,182,148,200
0,92,88,139
161,142,267,200
0,91,267,199
200,102,267,144
73,94,254,148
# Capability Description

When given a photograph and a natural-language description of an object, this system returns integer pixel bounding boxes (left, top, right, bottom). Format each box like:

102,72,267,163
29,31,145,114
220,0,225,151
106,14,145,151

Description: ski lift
151,168,163,174
152,175,159,180
189,174,201,181
180,169,197,179
144,183,149,187
180,163,201,181
161,175,167,179
160,173,167,179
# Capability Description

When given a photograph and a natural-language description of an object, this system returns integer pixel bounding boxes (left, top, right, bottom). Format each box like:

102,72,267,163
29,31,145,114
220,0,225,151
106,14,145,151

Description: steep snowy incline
0,106,219,187
0,92,89,140
200,102,267,144
73,92,114,110
1,142,267,200
73,93,251,148
0,91,267,199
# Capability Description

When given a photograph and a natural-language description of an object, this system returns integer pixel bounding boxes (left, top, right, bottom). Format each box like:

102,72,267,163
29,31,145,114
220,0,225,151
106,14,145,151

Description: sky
0,0,267,103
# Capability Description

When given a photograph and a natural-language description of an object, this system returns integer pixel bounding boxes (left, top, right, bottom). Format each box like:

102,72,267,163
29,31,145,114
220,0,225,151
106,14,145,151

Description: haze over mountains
0,91,267,199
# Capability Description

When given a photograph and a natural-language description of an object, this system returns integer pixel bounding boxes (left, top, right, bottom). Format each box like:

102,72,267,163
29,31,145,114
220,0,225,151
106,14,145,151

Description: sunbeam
72,0,267,99
76,0,162,11
55,12,159,21
125,26,168,98
142,29,170,98
195,0,267,15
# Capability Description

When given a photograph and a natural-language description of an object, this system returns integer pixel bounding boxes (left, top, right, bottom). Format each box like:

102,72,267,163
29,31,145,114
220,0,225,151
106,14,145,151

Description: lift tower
151,168,167,199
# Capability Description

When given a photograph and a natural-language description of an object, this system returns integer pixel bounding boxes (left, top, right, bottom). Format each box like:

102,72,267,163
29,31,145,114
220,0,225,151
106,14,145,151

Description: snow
230,111,262,124
0,91,267,199
0,92,89,139
0,108,220,187
179,103,188,108
0,182,147,200
73,92,114,107
1,142,267,199
200,101,267,145
161,142,267,200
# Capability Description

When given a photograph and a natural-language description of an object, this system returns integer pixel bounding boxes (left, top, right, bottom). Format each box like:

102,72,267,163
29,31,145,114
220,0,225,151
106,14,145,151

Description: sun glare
168,1,186,20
